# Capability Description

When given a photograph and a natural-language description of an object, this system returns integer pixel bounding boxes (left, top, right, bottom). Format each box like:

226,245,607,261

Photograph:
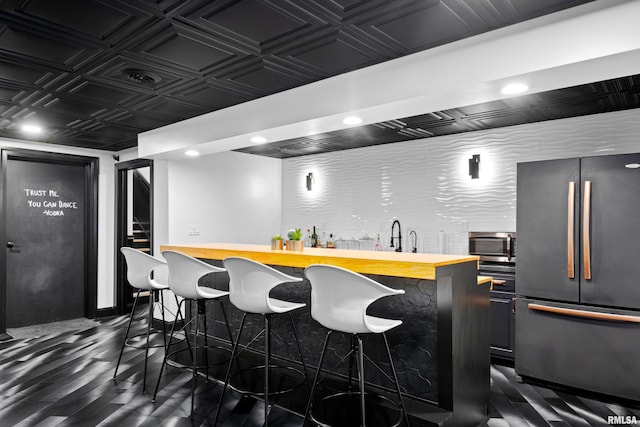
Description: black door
1,150,98,330
516,158,580,302
580,153,640,310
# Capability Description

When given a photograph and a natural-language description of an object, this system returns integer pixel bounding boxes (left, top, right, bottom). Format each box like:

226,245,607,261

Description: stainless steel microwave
468,232,516,263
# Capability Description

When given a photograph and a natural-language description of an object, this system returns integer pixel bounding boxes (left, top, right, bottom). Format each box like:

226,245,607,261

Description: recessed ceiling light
343,116,363,125
185,150,200,157
625,163,640,169
501,83,529,95
22,124,43,134
250,136,267,143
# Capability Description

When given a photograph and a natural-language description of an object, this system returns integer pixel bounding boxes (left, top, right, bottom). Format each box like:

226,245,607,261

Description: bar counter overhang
161,243,490,426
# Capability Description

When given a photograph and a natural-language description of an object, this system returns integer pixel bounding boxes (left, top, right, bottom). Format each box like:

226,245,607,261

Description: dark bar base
197,259,489,426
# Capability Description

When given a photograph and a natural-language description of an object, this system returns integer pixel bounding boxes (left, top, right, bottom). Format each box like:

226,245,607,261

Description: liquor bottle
327,233,336,248
311,226,317,248
305,229,311,247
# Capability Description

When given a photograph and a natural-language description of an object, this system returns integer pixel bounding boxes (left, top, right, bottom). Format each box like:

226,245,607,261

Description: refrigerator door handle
583,181,592,280
529,303,640,323
567,181,575,279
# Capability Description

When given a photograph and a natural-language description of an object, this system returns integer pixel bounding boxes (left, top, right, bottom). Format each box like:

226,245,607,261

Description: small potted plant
271,234,283,250
286,228,303,251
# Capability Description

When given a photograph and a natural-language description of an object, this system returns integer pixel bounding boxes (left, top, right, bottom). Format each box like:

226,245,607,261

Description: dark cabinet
480,269,515,361
489,294,514,360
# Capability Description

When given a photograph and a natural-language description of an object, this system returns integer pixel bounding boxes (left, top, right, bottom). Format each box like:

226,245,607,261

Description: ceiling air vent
123,69,161,86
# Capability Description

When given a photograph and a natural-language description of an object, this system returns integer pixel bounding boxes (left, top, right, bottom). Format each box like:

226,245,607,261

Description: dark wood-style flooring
1,310,639,426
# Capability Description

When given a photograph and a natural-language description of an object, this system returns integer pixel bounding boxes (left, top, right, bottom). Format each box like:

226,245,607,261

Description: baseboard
95,307,117,318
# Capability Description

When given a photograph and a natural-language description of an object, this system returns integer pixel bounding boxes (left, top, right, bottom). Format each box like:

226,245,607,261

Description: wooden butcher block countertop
160,242,482,282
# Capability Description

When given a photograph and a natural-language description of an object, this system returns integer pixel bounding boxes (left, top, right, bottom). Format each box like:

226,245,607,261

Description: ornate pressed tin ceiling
0,0,610,154
237,74,640,158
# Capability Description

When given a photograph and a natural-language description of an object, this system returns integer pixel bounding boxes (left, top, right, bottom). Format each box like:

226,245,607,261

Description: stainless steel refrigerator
516,153,640,401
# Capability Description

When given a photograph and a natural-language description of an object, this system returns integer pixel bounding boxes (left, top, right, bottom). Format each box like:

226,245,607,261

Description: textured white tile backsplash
282,109,640,255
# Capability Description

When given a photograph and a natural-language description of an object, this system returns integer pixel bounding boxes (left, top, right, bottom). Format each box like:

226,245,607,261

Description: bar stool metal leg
159,290,167,349
142,290,154,393
214,313,248,426
264,315,271,427
152,298,187,402
303,330,332,424
288,312,308,377
219,301,234,343
348,335,356,392
191,301,200,418
113,290,141,381
356,336,366,426
383,332,410,427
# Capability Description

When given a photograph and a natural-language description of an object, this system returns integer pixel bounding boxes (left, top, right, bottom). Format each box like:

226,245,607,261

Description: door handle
6,241,15,248
529,303,640,323
567,181,575,279
583,181,592,280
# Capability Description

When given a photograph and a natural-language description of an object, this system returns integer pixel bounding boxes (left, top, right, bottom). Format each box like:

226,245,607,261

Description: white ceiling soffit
138,0,640,160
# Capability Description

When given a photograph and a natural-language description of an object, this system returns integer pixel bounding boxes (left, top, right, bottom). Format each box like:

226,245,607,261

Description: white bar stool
152,250,233,418
303,264,409,427
115,247,175,393
214,256,308,427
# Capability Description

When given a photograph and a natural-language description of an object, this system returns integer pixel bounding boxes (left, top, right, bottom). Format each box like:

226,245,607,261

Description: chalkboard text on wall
23,188,80,217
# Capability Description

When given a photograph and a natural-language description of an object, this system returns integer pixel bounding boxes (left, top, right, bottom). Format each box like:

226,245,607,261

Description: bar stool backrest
162,250,226,299
223,256,303,314
121,247,168,291
304,264,404,334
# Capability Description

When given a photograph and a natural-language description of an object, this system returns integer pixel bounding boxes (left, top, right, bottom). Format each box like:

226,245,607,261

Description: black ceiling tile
405,113,456,129
144,31,235,71
0,86,20,101
174,82,252,108
0,61,50,86
105,113,165,131
21,0,130,40
0,26,86,68
137,97,209,121
39,97,102,117
203,0,307,46
290,33,374,75
457,100,511,115
544,99,607,118
370,1,472,51
455,0,509,28
228,59,305,93
66,81,138,106
331,0,367,11
506,0,594,20
440,0,496,29
338,0,421,24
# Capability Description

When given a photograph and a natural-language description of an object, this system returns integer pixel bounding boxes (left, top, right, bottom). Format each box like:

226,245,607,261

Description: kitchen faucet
390,219,402,252
409,230,417,253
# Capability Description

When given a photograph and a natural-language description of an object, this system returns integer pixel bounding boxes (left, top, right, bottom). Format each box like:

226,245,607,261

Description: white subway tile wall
282,109,640,255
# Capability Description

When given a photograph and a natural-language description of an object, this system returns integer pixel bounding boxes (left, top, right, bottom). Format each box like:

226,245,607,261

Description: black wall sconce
469,154,480,179
306,172,314,191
